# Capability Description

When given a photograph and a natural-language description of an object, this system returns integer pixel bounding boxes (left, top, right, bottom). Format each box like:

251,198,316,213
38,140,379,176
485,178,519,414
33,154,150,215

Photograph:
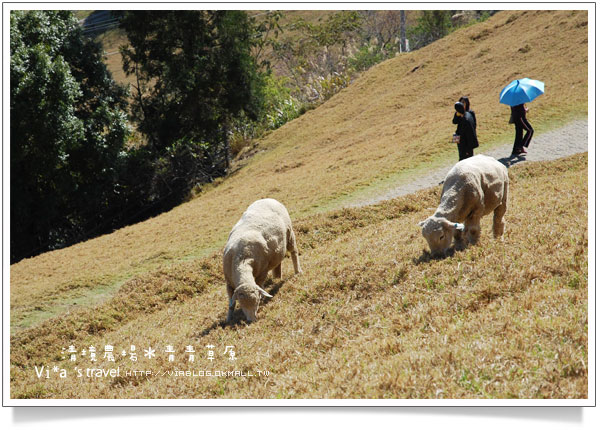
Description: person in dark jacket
459,96,476,130
511,103,534,156
452,102,478,161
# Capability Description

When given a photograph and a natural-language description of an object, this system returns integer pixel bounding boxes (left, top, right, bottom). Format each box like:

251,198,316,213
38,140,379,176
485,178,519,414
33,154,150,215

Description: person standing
459,96,476,131
452,102,478,161
510,103,534,156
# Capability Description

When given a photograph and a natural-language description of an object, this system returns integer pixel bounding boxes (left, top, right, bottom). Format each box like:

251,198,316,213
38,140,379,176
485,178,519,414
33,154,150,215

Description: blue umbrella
499,78,545,106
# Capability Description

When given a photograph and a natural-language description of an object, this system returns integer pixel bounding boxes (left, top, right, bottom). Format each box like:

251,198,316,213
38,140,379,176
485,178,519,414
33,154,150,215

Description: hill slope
11,11,588,397
11,10,588,332
9,9,589,400
10,153,588,398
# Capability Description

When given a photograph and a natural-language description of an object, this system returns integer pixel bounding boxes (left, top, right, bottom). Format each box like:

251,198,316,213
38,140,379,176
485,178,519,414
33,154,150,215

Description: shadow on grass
497,153,526,168
263,277,285,301
413,245,470,265
197,277,286,337
198,320,229,337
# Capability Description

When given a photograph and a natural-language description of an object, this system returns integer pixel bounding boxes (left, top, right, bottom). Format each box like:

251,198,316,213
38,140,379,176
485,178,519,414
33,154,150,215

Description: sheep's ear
440,218,453,230
256,286,273,298
440,218,464,232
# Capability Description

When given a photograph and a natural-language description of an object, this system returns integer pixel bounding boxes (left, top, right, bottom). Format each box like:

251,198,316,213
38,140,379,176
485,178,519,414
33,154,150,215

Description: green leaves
120,11,266,153
407,10,454,49
10,10,129,262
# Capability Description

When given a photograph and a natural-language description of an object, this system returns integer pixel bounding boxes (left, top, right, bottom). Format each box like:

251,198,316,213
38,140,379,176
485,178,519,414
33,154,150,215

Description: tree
271,11,362,103
119,11,266,168
400,11,407,52
249,10,284,72
408,10,454,50
361,11,404,52
10,10,129,262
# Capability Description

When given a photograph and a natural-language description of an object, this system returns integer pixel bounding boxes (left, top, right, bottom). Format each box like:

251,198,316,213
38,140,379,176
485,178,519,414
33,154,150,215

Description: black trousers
458,144,473,161
512,116,534,153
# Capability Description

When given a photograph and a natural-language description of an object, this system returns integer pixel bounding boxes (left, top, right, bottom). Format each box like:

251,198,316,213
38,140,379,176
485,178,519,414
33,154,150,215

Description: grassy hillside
10,10,587,331
10,10,588,399
10,154,588,398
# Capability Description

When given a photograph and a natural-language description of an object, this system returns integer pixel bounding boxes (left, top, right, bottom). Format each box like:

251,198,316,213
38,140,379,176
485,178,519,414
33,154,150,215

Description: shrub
349,45,387,72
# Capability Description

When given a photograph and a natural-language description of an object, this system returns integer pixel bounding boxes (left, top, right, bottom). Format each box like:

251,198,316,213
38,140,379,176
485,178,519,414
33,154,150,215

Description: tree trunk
400,11,407,52
223,122,230,171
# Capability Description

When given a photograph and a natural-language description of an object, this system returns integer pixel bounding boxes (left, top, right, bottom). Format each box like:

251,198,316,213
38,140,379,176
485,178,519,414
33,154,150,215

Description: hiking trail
349,119,589,208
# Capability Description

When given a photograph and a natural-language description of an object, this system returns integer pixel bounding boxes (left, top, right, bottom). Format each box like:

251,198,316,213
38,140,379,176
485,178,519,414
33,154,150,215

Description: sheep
418,154,509,255
223,198,301,322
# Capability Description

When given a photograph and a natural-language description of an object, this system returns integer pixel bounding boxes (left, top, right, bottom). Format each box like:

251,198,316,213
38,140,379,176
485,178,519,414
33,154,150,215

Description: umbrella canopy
499,78,545,106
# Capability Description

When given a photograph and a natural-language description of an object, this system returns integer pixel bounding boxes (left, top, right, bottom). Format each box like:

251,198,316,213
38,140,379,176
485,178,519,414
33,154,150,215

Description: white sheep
223,198,301,322
419,154,509,255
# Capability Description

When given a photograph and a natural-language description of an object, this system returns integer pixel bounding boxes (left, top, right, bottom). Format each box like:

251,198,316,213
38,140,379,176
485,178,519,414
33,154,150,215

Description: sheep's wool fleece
224,199,292,275
438,154,508,221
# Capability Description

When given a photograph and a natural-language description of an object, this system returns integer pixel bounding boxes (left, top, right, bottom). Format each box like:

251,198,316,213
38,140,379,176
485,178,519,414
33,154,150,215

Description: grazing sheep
419,154,509,255
223,198,301,322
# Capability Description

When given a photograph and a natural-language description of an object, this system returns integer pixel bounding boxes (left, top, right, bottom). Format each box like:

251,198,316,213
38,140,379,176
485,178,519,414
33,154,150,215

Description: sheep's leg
255,272,268,287
463,200,484,245
226,281,235,322
463,210,482,244
453,228,466,250
466,220,482,244
493,204,507,238
273,263,282,279
493,183,508,238
291,251,301,274
226,281,235,300
288,230,302,274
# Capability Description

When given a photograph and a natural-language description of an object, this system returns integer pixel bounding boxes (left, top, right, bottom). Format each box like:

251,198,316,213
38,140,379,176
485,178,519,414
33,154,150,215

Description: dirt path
349,119,588,208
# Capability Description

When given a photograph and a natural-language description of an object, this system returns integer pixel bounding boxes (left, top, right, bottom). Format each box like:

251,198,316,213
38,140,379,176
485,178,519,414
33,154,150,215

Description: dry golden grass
10,11,588,399
10,11,588,335
10,154,587,399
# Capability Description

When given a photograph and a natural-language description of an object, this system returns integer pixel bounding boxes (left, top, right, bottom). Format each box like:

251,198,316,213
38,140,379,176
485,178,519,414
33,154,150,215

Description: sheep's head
230,283,272,322
418,216,464,256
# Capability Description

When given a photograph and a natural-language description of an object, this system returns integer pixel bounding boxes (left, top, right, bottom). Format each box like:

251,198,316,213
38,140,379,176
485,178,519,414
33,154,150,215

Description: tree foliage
111,11,269,220
270,11,362,104
10,10,129,262
361,11,405,51
119,11,266,155
10,9,493,263
250,10,284,72
407,10,454,50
